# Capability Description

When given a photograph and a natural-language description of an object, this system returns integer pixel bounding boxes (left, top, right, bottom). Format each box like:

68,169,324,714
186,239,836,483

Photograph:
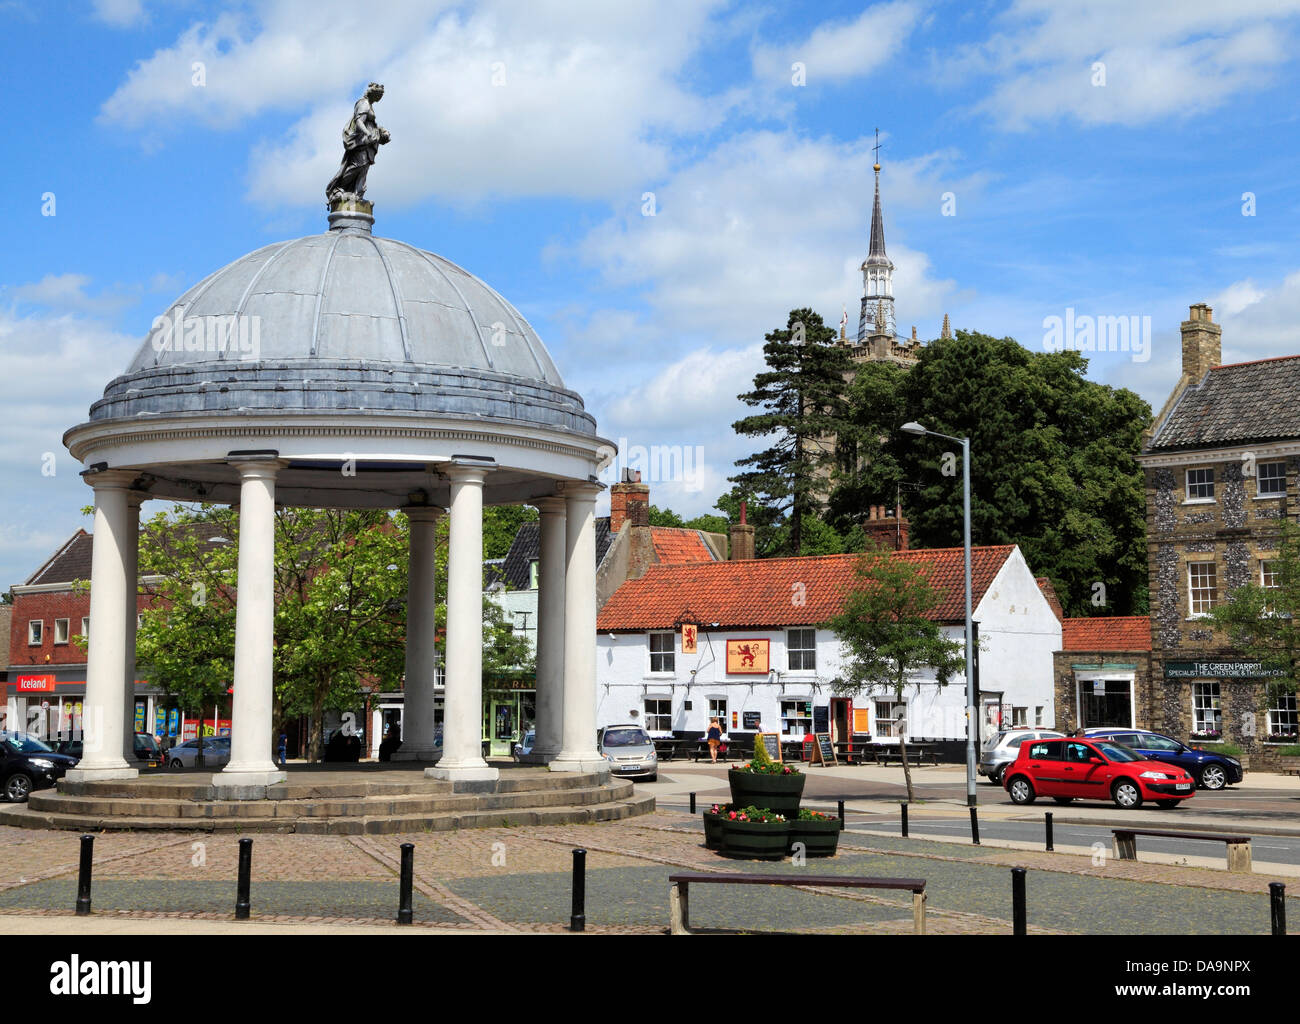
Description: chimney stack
729,500,756,560
862,503,909,551
609,469,649,533
1181,303,1221,382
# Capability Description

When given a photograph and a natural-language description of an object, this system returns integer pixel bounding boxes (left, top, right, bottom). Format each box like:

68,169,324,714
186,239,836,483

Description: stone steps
0,770,654,834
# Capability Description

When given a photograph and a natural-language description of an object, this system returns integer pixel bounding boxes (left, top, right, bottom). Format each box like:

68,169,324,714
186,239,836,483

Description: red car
1003,736,1196,810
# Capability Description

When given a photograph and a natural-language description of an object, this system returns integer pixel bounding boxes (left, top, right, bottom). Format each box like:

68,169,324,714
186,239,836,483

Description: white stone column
214,458,288,792
66,470,139,781
394,507,442,761
524,496,566,763
427,465,497,782
121,493,142,762
550,483,607,773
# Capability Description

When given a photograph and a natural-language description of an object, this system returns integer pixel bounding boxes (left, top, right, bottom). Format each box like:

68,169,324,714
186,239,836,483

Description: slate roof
25,531,93,585
1148,355,1300,451
597,546,1016,630
1061,616,1151,652
499,518,614,590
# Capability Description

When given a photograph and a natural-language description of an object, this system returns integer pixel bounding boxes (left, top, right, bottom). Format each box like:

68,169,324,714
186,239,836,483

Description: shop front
483,676,536,758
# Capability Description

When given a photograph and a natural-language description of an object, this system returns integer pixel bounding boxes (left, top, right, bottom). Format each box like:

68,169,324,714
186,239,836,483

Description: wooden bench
667,872,927,935
872,744,939,767
1111,828,1253,873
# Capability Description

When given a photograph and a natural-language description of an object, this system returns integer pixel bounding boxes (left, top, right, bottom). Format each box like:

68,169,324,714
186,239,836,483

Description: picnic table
870,743,940,767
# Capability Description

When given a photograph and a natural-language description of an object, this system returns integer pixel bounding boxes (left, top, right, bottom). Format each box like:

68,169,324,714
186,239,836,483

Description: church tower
857,155,896,342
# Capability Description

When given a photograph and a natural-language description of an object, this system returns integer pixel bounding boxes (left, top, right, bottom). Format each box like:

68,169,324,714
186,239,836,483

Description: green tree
829,330,1150,617
732,308,854,556
647,504,686,528
483,505,538,562
825,543,966,801
1208,521,1300,732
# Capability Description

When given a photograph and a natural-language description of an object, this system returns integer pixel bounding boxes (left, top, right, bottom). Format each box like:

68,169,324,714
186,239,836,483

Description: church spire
857,130,896,342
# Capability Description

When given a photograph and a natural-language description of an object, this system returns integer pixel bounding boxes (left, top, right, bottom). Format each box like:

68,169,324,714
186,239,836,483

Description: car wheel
1155,799,1180,809
646,774,657,783
1199,764,1227,790
1112,779,1143,809
1007,775,1035,805
169,758,184,769
1052,796,1073,804
4,772,33,802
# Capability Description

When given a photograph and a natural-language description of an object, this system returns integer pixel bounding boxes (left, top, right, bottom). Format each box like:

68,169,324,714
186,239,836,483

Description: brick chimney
729,500,756,561
1181,303,1222,382
862,503,909,551
609,469,649,533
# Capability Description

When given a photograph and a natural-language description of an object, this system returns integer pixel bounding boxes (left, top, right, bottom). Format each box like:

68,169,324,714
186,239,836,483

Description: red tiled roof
597,546,1016,630
650,528,715,565
1036,577,1064,623
1061,617,1151,652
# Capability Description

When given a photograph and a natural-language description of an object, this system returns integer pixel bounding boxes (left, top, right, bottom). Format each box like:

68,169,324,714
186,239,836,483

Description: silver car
167,736,232,768
979,728,1064,784
597,724,658,782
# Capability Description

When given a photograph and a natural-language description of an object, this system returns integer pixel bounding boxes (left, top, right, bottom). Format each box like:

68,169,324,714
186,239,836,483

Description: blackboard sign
813,732,836,766
759,732,782,763
813,704,829,734
742,711,762,730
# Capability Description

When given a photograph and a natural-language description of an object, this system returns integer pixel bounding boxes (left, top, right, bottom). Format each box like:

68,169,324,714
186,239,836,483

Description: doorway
830,698,852,743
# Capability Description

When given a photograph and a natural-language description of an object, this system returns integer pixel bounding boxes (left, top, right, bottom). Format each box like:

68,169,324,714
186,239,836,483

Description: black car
54,732,164,769
1,731,79,802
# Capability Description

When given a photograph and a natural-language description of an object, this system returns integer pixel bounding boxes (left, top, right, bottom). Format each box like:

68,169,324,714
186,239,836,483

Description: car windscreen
603,728,651,747
1,731,56,753
1094,742,1141,762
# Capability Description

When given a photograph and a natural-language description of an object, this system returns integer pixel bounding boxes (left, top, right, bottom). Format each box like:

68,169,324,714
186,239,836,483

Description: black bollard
75,834,94,916
1270,882,1287,936
970,806,980,845
837,799,845,831
235,837,253,921
1012,867,1027,935
689,792,696,815
1045,812,1054,852
397,842,414,925
570,848,587,932
900,802,909,838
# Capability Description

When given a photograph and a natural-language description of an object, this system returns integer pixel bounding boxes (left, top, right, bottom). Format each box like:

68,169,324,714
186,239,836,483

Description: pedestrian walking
706,718,723,763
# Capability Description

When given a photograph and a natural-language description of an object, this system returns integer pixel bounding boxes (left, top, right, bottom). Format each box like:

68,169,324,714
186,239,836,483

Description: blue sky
4,0,1300,587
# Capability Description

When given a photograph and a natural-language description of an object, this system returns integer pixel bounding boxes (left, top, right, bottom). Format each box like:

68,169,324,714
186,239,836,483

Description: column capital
564,483,603,503
81,468,141,492
228,456,288,481
403,506,443,523
445,464,488,485
534,496,567,514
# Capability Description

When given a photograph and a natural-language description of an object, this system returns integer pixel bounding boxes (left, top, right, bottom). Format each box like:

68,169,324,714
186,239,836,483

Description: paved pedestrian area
1,810,1294,934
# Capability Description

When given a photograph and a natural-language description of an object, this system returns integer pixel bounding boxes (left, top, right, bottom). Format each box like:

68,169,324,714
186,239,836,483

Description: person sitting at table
706,718,723,764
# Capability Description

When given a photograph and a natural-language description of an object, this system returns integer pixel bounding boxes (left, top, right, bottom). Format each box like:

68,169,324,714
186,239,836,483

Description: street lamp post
902,422,977,807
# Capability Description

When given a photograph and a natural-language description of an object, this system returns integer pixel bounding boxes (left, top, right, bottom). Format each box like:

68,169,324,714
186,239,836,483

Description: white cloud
92,0,146,28
751,1,921,85
6,273,133,314
956,0,1300,129
100,0,735,205
1214,270,1300,361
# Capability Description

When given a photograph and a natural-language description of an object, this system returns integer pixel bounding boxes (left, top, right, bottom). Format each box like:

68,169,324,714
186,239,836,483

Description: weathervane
873,127,882,172
326,82,392,206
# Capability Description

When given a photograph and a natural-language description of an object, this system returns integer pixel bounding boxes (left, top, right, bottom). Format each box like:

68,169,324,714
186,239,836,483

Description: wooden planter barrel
787,817,841,857
702,807,730,850
721,817,791,859
728,769,806,816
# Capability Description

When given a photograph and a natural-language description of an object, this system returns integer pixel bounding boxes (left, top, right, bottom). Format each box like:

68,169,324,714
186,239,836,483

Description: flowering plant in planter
727,805,786,823
734,761,800,775
1189,730,1222,740
728,734,806,813
796,807,834,820
1266,733,1299,744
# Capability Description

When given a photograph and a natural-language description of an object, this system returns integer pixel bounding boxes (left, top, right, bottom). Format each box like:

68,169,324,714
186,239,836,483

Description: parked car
167,736,233,768
55,731,164,768
979,728,1066,784
1004,735,1196,809
512,730,535,761
1082,728,1242,790
1,730,79,802
597,724,658,781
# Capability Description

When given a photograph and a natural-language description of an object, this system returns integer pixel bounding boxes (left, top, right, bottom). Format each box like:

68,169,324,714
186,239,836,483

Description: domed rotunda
63,195,612,792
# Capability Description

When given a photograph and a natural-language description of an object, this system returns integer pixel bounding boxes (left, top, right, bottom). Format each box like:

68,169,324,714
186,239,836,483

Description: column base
425,764,499,782
65,766,139,783
391,747,443,763
548,757,611,775
211,769,287,799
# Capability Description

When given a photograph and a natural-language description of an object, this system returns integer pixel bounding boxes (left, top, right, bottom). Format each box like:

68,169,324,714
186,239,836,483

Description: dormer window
1186,468,1214,502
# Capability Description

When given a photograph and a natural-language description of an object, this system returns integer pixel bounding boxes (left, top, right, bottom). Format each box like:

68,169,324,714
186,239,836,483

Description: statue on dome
326,83,391,205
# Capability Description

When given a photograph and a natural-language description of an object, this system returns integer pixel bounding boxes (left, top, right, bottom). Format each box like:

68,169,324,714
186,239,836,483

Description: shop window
780,700,812,737
27,620,42,645
708,698,727,727
1257,461,1286,497
1188,562,1217,616
874,700,906,737
54,619,70,645
1186,468,1214,501
649,632,675,674
644,698,672,732
786,628,816,671
1192,682,1223,736
1266,684,1297,741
